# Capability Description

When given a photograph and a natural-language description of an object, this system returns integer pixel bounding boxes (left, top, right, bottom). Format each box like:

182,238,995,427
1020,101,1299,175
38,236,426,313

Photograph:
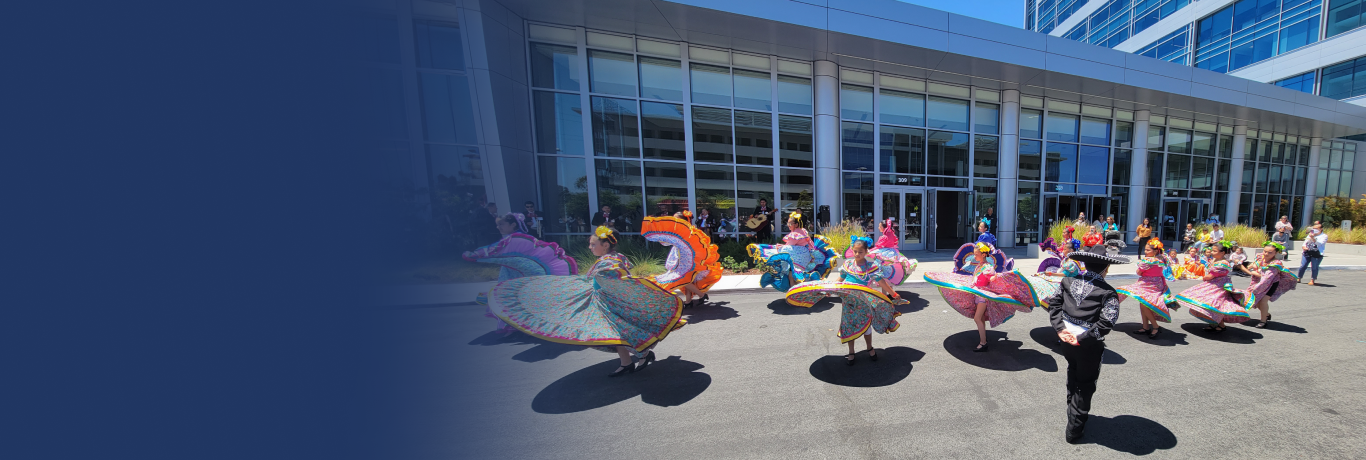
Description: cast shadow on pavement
467,330,585,362
892,291,929,314
1113,322,1190,346
1027,327,1127,364
531,356,710,414
767,297,836,315
1180,322,1263,344
808,346,925,387
684,300,739,324
942,330,1058,372
1243,319,1307,333
1077,414,1178,455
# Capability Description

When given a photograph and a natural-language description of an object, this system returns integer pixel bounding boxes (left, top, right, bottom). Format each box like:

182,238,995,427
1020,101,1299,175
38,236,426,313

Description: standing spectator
652,202,672,217
1271,227,1291,261
1298,225,1327,285
984,207,997,236
1181,223,1196,251
1274,216,1293,235
1074,212,1088,228
522,201,543,237
1133,218,1153,255
1206,213,1221,226
591,205,620,230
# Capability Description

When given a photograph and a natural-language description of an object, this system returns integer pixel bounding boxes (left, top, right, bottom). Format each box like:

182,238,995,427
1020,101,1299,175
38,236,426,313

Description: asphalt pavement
383,271,1366,459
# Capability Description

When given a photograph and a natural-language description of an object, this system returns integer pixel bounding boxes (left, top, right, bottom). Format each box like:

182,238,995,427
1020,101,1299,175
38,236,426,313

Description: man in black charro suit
747,199,776,243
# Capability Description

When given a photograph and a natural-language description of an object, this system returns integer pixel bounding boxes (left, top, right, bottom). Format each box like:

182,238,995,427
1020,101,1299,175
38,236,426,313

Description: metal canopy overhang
486,0,1366,138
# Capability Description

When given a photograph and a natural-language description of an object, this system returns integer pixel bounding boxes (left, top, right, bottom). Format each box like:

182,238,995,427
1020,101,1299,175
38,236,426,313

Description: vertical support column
813,60,842,225
1302,138,1323,229
997,89,1020,248
1225,126,1247,224
1126,110,1150,239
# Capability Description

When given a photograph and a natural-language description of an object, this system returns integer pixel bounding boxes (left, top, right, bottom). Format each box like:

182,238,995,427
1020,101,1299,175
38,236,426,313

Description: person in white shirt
1208,223,1224,244
1298,224,1328,285
1274,216,1293,234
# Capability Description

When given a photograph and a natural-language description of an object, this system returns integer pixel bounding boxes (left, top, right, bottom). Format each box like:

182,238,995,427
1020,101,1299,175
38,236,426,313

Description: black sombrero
1067,244,1130,271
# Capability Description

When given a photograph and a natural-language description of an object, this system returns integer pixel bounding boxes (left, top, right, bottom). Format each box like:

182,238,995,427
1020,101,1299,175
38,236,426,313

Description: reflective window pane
1018,140,1042,181
640,102,686,160
537,156,589,233
1147,152,1164,188
879,126,926,174
841,84,873,121
530,43,580,91
414,20,464,70
533,91,584,155
737,166,775,221
590,97,639,158
1079,116,1109,145
1046,113,1078,142
927,130,970,176
693,164,736,229
429,144,485,205
589,50,636,96
1017,181,1040,234
1114,121,1134,148
1020,109,1043,139
927,96,969,131
843,172,875,221
1046,142,1078,183
638,57,683,101
974,135,999,178
733,69,772,111
1166,154,1191,189
734,111,773,165
779,168,814,218
1077,145,1108,184
776,75,812,114
419,73,478,144
594,159,644,232
974,103,1000,134
1192,131,1214,156
880,89,925,127
692,106,732,163
779,115,813,168
842,122,875,171
645,161,689,216
1147,126,1164,152
690,63,732,106
1113,149,1132,185
1192,156,1214,190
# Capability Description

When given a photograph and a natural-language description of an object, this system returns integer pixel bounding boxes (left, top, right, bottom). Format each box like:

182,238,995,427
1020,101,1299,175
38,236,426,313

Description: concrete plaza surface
383,271,1366,459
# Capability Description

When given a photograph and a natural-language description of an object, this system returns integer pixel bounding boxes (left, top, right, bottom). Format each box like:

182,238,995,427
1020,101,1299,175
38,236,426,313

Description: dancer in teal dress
786,236,903,365
748,210,836,292
487,226,685,377
463,213,579,333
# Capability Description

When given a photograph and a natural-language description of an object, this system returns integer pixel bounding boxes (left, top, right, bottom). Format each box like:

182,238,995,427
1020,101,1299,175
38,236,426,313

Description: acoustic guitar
745,213,768,230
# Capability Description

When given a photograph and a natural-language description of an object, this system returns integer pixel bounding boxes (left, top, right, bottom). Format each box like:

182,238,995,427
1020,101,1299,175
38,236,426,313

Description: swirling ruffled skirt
998,271,1060,310
487,272,685,351
1115,276,1176,322
751,244,829,292
1175,277,1253,324
1248,268,1298,303
786,281,901,342
867,248,918,285
923,272,1033,328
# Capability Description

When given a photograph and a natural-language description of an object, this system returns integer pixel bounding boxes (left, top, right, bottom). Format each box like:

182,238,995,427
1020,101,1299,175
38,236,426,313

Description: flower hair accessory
975,242,992,254
512,213,530,233
681,209,693,220
1064,226,1076,237
1263,240,1285,253
1147,239,1164,251
789,209,804,225
849,235,874,249
1218,240,1234,250
1065,238,1081,250
593,226,617,245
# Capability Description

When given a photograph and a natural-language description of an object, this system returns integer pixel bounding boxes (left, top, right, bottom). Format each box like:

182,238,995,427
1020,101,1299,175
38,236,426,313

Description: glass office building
369,0,1366,252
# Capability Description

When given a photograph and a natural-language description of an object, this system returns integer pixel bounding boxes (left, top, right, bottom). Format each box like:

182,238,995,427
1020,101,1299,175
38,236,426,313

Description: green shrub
818,220,866,260
1221,224,1268,248
1047,221,1092,243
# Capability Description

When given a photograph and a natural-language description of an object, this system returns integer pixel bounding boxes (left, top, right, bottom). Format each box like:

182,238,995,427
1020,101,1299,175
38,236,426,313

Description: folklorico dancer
748,209,836,292
1174,240,1256,333
1037,237,1063,274
642,212,723,308
1114,239,1179,339
1047,245,1130,444
463,213,578,334
486,226,686,377
1237,241,1298,328
843,217,919,285
924,234,1035,352
786,235,904,365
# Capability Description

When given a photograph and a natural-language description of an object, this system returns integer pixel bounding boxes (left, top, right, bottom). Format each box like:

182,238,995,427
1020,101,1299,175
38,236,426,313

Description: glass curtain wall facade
1058,0,1193,47
1236,132,1313,229
1193,0,1323,73
1016,97,1133,243
413,16,489,241
1312,140,1359,221
527,25,815,239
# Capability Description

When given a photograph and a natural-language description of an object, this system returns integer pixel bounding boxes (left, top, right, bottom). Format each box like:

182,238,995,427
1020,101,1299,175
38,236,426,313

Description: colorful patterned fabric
951,242,1013,275
786,281,901,343
486,253,685,351
998,270,1060,310
874,218,898,249
1246,258,1298,303
750,234,837,292
1175,261,1254,324
1114,255,1177,322
1038,253,1062,274
923,258,1034,328
842,220,917,285
839,258,885,285
464,232,579,333
641,216,723,293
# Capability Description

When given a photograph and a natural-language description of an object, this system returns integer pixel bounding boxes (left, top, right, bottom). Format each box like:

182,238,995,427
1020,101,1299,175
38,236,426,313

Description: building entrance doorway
877,187,925,251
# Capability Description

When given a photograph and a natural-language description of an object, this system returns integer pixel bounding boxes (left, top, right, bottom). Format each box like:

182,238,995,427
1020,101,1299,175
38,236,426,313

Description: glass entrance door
878,187,925,251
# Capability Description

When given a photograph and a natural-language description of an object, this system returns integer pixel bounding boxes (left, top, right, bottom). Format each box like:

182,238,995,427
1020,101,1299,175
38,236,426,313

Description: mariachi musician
747,198,777,243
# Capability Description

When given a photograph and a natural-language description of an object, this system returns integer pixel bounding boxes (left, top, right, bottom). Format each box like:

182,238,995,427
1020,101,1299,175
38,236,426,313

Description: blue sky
898,0,1026,27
